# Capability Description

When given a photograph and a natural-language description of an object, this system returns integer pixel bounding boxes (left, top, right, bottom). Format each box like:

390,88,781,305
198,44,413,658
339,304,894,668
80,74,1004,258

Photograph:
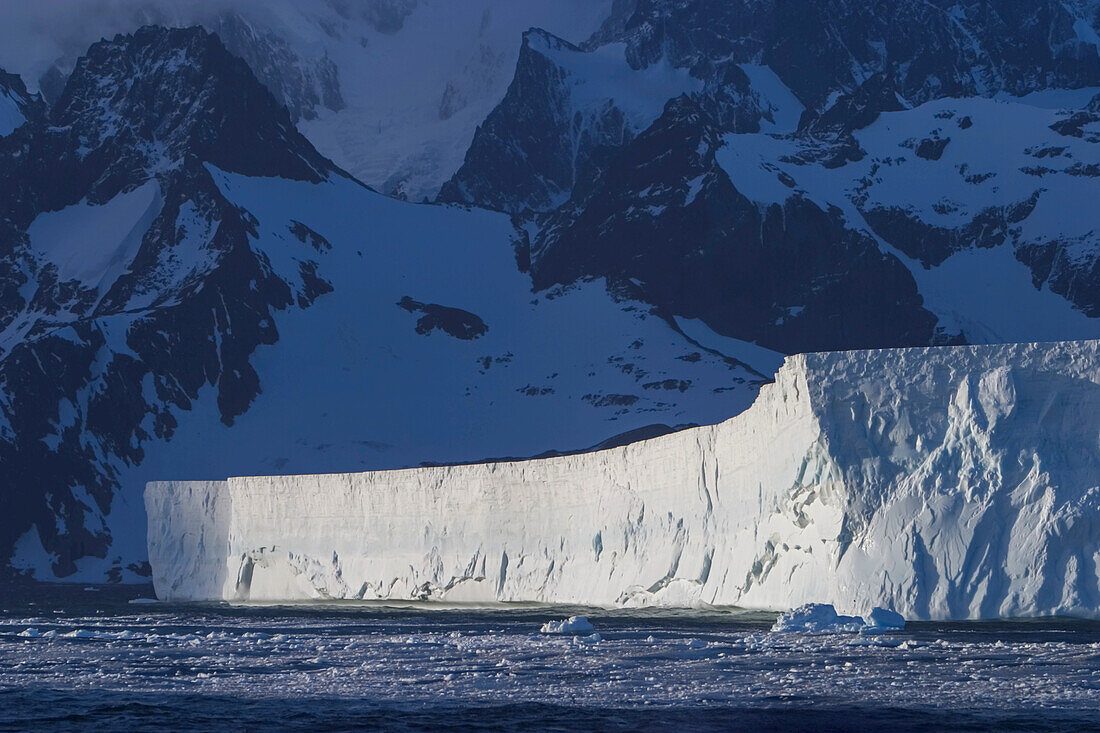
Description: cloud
0,0,290,89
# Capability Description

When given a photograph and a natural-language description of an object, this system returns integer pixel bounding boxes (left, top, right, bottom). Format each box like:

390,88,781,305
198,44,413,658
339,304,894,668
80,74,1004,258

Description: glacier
147,339,1100,619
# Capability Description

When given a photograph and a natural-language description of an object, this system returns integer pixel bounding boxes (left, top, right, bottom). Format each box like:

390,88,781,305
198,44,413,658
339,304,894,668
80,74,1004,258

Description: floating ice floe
863,607,906,630
771,604,905,633
17,628,58,639
540,616,595,635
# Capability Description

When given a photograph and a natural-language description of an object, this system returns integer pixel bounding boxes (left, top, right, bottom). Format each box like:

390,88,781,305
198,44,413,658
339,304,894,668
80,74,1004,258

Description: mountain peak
52,25,334,186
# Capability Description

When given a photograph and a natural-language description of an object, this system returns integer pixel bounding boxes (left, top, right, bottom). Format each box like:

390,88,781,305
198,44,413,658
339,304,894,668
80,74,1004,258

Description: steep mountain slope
438,28,791,214
0,71,45,137
0,25,339,579
0,0,615,200
595,0,1100,109
440,1,1100,352
0,27,777,581
528,96,942,354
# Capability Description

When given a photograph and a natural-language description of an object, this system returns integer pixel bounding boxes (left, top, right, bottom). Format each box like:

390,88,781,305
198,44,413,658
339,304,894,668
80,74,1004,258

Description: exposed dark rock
290,220,332,251
438,30,641,214
0,26,345,577
863,192,1040,268
642,379,692,392
1017,243,1100,317
1050,111,1100,138
915,137,950,160
798,74,905,136
582,393,640,408
398,296,488,340
0,69,47,131
211,12,345,122
610,0,1100,112
438,28,764,215
531,96,938,354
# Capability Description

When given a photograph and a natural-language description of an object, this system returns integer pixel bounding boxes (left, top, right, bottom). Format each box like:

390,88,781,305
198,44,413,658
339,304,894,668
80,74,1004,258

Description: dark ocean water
1,584,1099,731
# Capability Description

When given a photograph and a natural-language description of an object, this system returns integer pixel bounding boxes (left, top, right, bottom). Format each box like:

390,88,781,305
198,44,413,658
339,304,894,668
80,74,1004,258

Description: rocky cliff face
438,28,764,214
528,96,942,353
0,70,46,136
0,26,341,578
440,0,1100,352
602,0,1100,109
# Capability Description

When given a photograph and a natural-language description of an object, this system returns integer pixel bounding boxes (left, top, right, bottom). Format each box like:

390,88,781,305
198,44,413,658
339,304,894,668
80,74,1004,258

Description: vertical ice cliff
147,340,1100,619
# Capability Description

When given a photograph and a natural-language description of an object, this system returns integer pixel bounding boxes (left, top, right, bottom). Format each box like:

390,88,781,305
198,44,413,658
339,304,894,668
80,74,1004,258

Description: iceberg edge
146,340,1100,620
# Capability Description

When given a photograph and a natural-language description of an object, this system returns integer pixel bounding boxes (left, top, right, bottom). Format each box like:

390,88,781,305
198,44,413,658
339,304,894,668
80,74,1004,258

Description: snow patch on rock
771,604,906,633
540,616,595,635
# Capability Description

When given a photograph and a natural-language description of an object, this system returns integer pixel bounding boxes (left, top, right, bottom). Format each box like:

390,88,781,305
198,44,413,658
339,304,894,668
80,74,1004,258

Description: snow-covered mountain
0,25,775,581
0,0,615,201
4,1,1100,581
441,0,1100,352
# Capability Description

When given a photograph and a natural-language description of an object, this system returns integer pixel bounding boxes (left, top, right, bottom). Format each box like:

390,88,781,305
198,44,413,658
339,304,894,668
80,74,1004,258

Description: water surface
2,585,1099,731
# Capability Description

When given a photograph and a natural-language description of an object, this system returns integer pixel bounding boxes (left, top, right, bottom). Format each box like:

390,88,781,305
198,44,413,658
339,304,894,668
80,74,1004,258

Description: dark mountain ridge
0,26,344,577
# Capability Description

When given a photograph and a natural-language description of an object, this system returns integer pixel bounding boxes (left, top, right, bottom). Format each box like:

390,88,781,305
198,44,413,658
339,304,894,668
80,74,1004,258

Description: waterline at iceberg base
146,340,1100,620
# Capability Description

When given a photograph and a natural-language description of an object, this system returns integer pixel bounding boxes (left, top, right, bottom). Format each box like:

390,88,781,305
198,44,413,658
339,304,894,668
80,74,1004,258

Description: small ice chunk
863,607,905,630
128,598,158,605
686,638,706,649
771,603,865,633
540,616,595,635
64,629,96,639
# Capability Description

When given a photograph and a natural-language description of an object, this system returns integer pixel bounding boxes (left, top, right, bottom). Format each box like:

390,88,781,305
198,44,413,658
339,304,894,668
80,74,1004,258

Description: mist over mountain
0,0,613,201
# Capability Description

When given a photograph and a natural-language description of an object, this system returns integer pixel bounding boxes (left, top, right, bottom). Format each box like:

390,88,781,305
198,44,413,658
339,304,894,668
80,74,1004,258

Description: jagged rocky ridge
441,0,1100,352
0,0,615,201
599,0,1100,109
0,26,340,578
147,339,1100,620
0,24,775,580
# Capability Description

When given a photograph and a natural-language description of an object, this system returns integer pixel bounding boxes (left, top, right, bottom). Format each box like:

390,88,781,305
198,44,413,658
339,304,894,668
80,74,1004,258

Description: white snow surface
540,616,595,635
0,89,26,137
770,604,905,633
27,181,162,292
739,64,804,133
147,339,1100,620
716,92,1100,344
770,604,865,633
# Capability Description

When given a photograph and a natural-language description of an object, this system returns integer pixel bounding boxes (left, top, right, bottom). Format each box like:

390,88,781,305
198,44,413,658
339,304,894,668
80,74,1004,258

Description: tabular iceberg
146,340,1100,619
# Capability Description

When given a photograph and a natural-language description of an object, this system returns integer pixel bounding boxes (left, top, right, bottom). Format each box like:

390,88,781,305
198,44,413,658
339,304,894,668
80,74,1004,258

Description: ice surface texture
146,340,1100,619
770,604,905,633
540,616,596,635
